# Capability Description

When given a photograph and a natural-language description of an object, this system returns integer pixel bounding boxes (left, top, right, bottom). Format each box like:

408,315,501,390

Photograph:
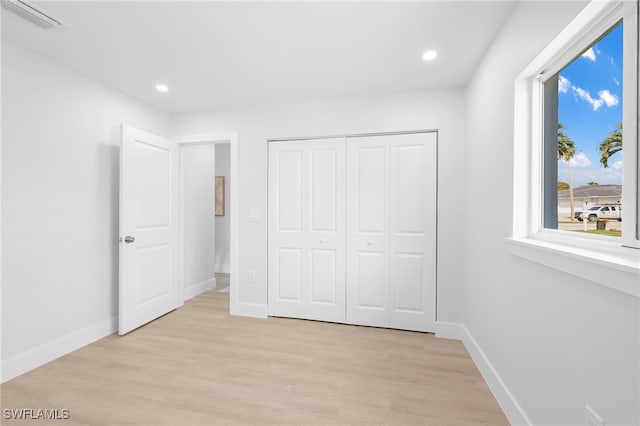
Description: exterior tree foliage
558,123,576,222
557,123,576,161
599,122,622,168
558,181,570,191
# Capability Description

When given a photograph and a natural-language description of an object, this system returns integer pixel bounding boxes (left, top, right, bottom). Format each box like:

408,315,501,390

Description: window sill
506,236,640,298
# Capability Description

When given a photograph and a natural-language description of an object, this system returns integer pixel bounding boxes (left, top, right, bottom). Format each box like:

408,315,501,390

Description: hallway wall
214,143,231,273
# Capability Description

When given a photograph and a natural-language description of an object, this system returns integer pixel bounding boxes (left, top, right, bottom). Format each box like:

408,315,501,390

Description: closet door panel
276,150,304,232
306,139,346,322
388,133,437,332
309,249,337,303
355,252,386,308
310,148,338,232
276,248,304,301
268,143,306,318
394,145,426,234
353,251,387,328
346,136,389,327
356,146,386,233
392,253,424,311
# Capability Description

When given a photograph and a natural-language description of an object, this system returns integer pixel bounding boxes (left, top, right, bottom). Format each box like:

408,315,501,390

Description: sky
557,22,623,186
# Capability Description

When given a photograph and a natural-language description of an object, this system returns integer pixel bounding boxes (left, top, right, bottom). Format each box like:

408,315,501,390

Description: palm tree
599,122,622,168
558,123,576,222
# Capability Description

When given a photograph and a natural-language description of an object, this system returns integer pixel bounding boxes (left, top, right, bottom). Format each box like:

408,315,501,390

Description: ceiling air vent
1,0,66,30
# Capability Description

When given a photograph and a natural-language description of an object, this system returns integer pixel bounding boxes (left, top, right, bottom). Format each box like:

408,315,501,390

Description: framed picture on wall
215,176,225,216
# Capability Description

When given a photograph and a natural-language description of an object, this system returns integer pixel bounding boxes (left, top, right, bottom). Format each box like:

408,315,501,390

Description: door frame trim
177,132,238,314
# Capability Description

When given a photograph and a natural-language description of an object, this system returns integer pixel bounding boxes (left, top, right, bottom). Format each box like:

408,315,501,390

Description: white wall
1,39,170,380
464,2,639,425
214,143,231,273
181,143,216,298
171,88,466,323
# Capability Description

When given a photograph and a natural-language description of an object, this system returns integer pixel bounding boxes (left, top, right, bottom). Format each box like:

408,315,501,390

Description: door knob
319,238,326,244
124,236,135,244
366,240,372,246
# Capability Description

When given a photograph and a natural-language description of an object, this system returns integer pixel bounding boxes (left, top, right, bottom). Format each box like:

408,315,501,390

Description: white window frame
510,0,639,297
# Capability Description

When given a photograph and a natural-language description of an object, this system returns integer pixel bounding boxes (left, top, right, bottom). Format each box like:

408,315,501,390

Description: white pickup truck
574,205,622,222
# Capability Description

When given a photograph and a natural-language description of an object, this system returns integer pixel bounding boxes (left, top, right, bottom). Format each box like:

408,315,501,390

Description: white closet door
268,138,346,322
388,133,437,332
306,140,346,322
346,132,436,332
346,136,389,327
268,142,306,318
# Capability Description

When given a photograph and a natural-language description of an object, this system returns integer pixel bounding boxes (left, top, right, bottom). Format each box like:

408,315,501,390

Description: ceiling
1,1,515,115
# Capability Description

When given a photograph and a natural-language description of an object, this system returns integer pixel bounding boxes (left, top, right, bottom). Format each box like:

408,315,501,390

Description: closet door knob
124,236,135,244
319,238,326,244
366,240,372,246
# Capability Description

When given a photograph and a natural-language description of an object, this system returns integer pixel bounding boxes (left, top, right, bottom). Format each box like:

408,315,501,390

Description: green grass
571,229,622,237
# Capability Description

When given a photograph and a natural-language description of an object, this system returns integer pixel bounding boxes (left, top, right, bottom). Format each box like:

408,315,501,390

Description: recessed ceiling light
155,84,169,93
422,50,437,62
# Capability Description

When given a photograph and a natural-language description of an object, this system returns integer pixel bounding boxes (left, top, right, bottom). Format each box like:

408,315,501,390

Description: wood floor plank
1,292,507,425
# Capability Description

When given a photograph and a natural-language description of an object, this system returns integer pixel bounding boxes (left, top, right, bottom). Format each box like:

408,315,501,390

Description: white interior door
388,133,437,332
346,132,436,332
119,125,181,335
305,140,346,322
268,138,346,322
346,136,389,327
268,142,306,318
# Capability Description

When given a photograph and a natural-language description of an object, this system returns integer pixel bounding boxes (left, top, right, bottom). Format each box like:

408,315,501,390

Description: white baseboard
230,301,268,318
461,325,532,426
215,264,230,274
1,316,117,383
435,321,463,340
183,277,216,301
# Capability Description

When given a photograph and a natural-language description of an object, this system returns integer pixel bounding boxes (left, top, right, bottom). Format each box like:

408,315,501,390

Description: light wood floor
214,273,230,292
1,292,507,425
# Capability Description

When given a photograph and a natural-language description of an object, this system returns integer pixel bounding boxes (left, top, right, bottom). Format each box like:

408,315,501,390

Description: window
511,0,639,294
542,22,624,238
514,0,639,251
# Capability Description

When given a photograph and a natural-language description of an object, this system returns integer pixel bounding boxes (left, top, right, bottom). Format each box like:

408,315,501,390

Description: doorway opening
214,143,231,293
178,133,238,313
180,142,217,300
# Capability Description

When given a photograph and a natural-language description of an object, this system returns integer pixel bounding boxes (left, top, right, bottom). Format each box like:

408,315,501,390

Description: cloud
581,47,596,61
569,86,619,111
572,86,603,110
559,77,619,111
559,152,623,185
571,152,592,168
598,89,619,107
560,165,622,186
558,76,570,93
560,152,592,168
